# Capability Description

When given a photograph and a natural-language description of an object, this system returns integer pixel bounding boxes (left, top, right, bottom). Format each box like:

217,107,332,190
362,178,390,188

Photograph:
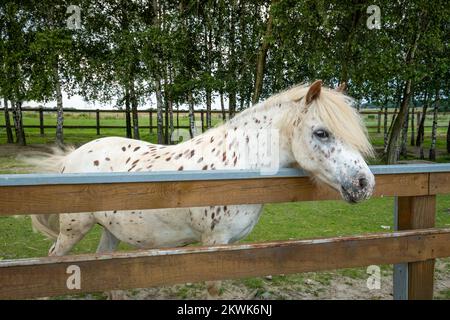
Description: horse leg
95,228,125,300
48,213,95,256
201,234,230,300
96,228,120,253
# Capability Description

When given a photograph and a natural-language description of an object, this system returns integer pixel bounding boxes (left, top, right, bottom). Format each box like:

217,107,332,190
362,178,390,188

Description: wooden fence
0,107,448,137
1,164,450,299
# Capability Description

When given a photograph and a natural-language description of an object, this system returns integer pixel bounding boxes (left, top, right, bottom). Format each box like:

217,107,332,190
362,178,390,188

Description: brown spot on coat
93,160,99,166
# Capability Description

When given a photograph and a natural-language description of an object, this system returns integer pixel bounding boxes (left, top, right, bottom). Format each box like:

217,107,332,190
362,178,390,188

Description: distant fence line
0,107,448,136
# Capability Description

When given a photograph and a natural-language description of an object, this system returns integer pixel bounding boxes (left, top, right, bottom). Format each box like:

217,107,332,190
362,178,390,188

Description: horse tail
31,214,60,240
19,145,76,173
19,145,76,240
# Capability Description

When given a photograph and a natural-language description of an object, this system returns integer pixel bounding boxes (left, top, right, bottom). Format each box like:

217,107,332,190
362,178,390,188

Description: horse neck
220,101,296,169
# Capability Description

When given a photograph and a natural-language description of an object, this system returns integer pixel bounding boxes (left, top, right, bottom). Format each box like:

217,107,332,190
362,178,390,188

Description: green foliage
0,1,448,156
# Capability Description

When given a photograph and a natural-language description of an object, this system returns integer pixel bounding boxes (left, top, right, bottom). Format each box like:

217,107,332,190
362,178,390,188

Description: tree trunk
130,79,139,140
228,92,236,119
3,99,14,143
383,104,388,151
11,100,26,146
429,89,439,161
377,110,381,133
416,107,428,147
164,90,169,145
228,0,237,119
417,107,427,159
220,91,226,121
125,86,132,138
155,79,164,144
188,91,195,138
167,65,174,143
386,12,425,163
54,59,64,147
252,3,274,104
400,107,409,157
205,18,212,129
386,79,413,163
206,89,212,129
167,97,174,144
410,104,415,146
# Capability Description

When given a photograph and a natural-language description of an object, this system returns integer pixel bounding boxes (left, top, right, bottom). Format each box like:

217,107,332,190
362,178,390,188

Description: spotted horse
29,81,375,299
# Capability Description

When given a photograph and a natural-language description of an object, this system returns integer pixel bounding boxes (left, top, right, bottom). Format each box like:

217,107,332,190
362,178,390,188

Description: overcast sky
24,91,226,111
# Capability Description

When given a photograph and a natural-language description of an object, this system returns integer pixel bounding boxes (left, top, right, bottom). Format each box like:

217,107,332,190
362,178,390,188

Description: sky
24,90,226,111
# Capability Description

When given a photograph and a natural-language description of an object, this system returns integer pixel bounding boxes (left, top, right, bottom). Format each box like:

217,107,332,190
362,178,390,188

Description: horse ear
336,82,347,93
305,80,322,104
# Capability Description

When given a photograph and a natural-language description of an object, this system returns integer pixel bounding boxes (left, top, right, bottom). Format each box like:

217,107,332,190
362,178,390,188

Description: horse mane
230,83,374,158
308,88,373,158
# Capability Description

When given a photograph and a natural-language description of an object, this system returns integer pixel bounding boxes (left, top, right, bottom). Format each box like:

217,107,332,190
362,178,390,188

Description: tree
0,1,34,146
252,1,274,104
429,88,440,160
386,6,432,163
1,99,13,143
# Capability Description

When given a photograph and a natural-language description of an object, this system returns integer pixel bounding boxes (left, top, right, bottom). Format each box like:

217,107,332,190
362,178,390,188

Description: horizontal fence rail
0,164,449,216
1,228,450,299
1,163,450,300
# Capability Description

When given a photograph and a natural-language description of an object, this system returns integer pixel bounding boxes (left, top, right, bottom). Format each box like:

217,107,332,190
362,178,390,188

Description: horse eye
314,129,329,140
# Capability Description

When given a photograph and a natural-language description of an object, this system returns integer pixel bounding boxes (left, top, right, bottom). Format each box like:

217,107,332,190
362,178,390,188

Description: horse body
43,126,270,255
30,81,376,297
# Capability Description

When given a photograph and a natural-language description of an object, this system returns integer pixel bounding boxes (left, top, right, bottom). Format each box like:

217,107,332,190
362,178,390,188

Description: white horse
29,81,375,298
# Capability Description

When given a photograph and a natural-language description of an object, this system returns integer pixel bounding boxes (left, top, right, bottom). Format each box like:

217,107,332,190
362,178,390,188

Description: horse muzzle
340,172,375,204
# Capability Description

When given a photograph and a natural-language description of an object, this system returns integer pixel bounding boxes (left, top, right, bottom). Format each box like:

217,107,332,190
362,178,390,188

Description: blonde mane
230,83,373,158
304,87,373,158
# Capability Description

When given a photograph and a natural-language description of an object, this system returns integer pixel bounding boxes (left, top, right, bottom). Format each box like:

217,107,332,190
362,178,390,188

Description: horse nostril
359,177,368,189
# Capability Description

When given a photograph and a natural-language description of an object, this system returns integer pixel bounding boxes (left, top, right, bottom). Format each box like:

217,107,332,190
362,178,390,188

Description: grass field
0,110,449,299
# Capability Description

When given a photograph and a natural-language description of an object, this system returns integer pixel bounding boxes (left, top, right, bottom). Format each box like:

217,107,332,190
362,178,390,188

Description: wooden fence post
96,109,100,135
394,195,436,300
39,107,44,136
